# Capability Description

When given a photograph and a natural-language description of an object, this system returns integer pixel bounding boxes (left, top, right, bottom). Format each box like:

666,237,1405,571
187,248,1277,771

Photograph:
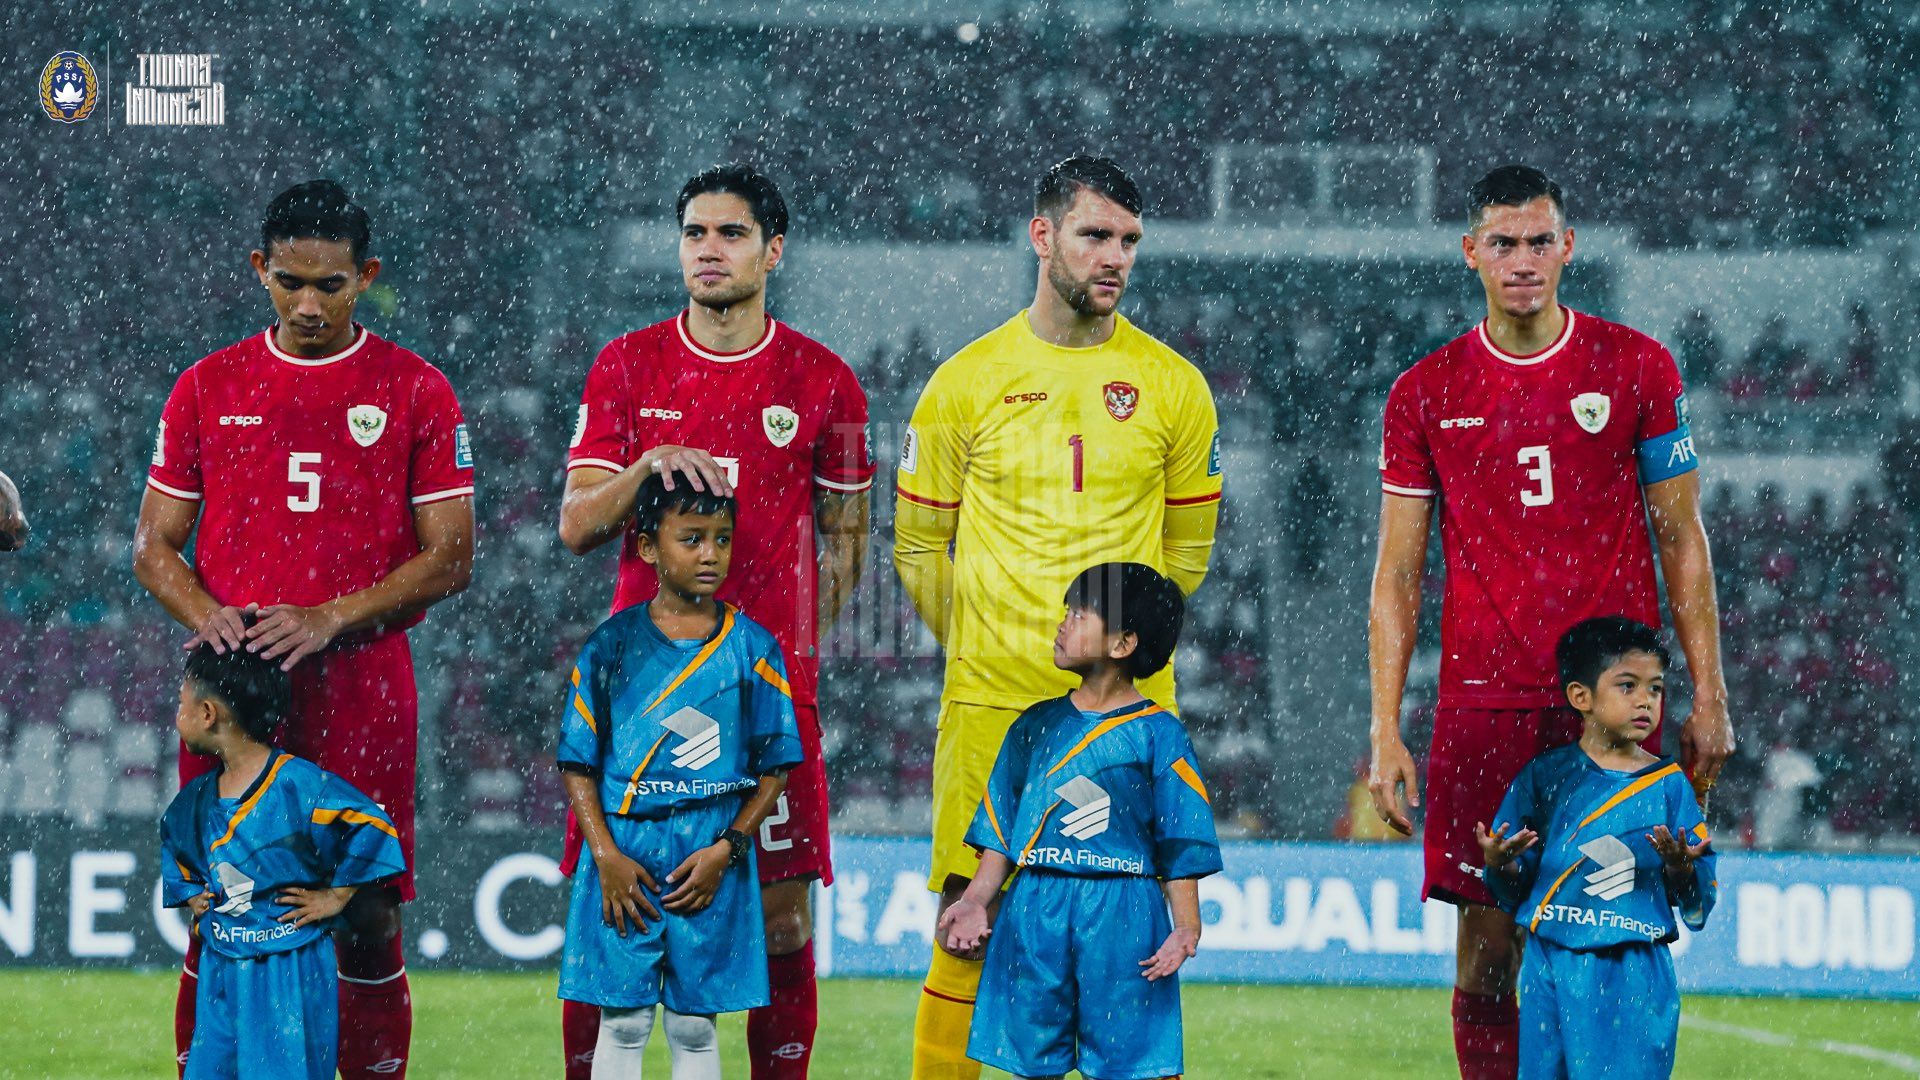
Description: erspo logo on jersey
40,52,99,123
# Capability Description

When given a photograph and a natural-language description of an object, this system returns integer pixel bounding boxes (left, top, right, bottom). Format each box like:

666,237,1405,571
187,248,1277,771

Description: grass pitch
3,971,1917,1077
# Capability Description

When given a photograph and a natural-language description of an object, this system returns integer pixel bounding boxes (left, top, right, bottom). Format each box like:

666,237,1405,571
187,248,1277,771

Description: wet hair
183,622,291,745
1556,616,1671,693
677,164,790,240
633,472,737,537
1035,156,1143,222
1467,164,1566,230
260,180,373,264
1063,562,1184,680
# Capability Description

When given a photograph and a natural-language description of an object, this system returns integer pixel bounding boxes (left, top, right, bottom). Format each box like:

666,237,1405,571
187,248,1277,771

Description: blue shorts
1520,938,1678,1080
969,871,1183,1080
185,937,337,1080
559,798,768,1014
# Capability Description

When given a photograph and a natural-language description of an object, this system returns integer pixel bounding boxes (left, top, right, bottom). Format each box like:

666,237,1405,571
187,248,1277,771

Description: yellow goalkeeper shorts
927,700,1025,892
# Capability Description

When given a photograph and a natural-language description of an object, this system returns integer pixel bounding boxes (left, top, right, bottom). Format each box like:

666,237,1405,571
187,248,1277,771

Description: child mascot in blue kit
1479,616,1718,1080
940,561,1222,1080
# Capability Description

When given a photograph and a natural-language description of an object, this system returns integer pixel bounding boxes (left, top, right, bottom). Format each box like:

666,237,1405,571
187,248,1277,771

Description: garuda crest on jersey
1104,381,1140,423
348,404,389,447
1570,392,1610,434
762,404,799,448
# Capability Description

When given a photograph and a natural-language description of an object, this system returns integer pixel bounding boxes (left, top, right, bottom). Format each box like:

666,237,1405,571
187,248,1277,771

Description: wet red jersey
147,325,474,636
566,312,874,705
1380,308,1697,709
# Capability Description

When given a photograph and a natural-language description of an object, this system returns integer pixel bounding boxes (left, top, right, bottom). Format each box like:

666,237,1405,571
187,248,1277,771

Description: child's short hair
634,472,737,536
184,630,292,745
1556,616,1671,692
1063,562,1185,680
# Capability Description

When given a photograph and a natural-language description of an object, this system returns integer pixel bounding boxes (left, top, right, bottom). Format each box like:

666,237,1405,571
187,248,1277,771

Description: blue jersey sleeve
965,710,1040,858
1665,780,1717,931
745,641,804,776
557,631,613,773
1486,761,1544,913
1150,723,1223,880
308,772,408,889
158,787,207,908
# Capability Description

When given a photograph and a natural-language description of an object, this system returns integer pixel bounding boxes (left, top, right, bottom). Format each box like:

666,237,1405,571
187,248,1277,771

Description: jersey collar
264,323,370,367
676,310,778,364
1477,307,1576,367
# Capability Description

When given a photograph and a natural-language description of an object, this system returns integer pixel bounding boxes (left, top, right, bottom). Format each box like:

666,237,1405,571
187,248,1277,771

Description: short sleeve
147,365,204,503
813,362,876,493
1164,364,1223,508
965,712,1039,858
895,358,970,513
1150,723,1223,879
1486,762,1543,912
1634,344,1698,486
746,638,804,775
308,773,408,889
557,631,614,772
1379,370,1437,498
409,364,476,506
158,791,206,908
567,341,631,475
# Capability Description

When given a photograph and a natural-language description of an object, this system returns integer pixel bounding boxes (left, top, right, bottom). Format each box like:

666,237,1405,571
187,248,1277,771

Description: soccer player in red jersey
133,181,475,1080
556,164,873,1080
1366,166,1734,1080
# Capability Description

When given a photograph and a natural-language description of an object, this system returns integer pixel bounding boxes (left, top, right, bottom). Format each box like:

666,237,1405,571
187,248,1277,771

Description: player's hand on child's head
643,445,734,498
1474,821,1538,869
1648,826,1710,871
661,842,730,913
1141,925,1200,981
246,603,344,670
184,603,261,654
598,851,661,936
1368,740,1420,836
276,885,356,928
936,898,990,957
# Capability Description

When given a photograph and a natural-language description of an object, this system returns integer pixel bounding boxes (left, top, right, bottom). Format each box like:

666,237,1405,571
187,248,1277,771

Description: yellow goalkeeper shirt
894,311,1222,711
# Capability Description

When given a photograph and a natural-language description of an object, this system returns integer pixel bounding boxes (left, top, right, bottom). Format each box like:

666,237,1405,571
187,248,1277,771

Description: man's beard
1048,254,1122,317
690,276,761,311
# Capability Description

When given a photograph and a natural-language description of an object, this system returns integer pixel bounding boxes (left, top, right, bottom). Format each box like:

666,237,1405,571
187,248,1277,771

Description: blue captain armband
1637,423,1697,485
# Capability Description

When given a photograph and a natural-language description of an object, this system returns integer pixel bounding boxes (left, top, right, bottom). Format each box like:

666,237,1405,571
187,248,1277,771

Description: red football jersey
1380,308,1697,709
147,325,475,635
567,312,874,706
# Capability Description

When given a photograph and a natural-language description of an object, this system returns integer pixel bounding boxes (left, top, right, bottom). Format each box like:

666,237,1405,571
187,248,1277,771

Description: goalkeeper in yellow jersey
894,156,1222,1080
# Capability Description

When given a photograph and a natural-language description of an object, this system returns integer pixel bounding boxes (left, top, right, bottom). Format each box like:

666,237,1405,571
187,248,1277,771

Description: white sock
592,1005,656,1079
661,1008,719,1080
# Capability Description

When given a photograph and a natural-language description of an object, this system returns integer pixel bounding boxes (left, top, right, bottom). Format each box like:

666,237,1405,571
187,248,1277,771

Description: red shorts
559,702,833,887
1422,704,1582,907
180,633,418,901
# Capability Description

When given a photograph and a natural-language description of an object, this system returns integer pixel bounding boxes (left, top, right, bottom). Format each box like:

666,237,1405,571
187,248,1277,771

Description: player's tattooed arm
937,850,1015,959
663,771,788,913
133,487,256,653
1367,493,1434,835
560,447,735,555
1646,473,1732,797
1141,877,1203,981
247,497,474,670
0,469,27,551
815,488,870,632
277,885,359,929
563,772,663,936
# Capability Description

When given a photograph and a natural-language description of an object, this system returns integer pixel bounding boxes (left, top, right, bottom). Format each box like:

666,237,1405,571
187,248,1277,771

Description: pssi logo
40,53,99,123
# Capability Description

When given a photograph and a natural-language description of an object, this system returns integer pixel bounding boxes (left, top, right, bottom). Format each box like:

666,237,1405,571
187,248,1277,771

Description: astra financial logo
1055,776,1111,840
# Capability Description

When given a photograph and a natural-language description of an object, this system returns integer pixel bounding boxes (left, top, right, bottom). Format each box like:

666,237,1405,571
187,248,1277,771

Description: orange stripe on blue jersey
617,732,673,816
1574,763,1682,834
310,807,401,840
753,657,792,698
1529,858,1587,933
1017,800,1062,867
1171,757,1210,803
983,792,1008,849
1045,703,1163,778
641,606,736,716
211,754,293,851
